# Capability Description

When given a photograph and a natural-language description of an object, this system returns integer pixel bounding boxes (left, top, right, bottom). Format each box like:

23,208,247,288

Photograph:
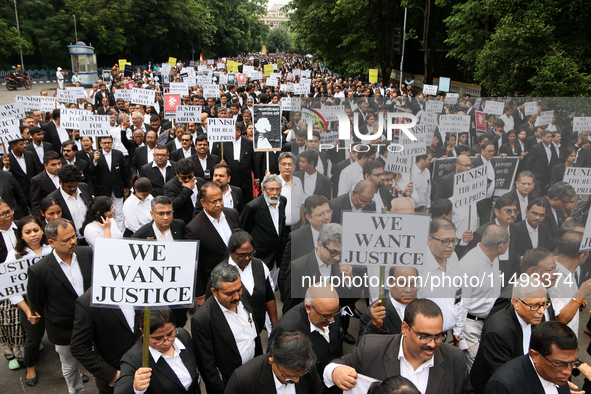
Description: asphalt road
0,83,59,106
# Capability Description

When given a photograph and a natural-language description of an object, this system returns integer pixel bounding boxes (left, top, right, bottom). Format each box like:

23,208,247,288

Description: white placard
563,167,591,195
169,82,189,96
160,63,172,74
130,88,156,106
207,118,236,142
184,76,197,87
484,100,505,116
286,83,294,92
293,69,301,76
420,111,439,126
181,67,194,77
580,212,591,251
573,117,591,132
422,84,438,95
439,114,471,134
301,70,311,78
91,238,198,307
61,109,91,129
175,105,202,123
425,100,443,113
15,96,55,112
270,72,281,79
319,132,339,146
0,117,22,143
197,65,208,72
251,72,263,81
197,75,212,85
538,110,554,126
56,90,77,104
341,212,430,266
218,74,228,85
66,87,86,99
524,101,537,116
453,166,488,208
80,114,110,137
243,65,255,75
114,89,132,102
217,63,225,70
398,124,427,157
207,59,214,65
444,93,459,105
293,83,309,95
202,84,220,99
383,153,412,174
266,78,279,87
281,97,301,112
0,253,51,301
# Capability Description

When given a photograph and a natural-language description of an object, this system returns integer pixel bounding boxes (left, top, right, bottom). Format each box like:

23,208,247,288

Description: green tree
266,25,292,53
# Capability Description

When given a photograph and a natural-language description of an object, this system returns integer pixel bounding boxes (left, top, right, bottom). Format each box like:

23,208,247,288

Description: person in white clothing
123,176,154,234
81,196,123,249
56,67,64,89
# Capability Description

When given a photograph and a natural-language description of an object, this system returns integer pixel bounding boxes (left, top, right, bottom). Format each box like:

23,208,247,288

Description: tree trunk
423,0,436,84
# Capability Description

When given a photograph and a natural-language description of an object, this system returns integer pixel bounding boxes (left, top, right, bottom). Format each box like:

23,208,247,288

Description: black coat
0,171,27,219
185,208,240,297
139,161,177,197
240,195,288,270
225,353,323,394
212,138,260,200
115,328,200,394
541,196,564,241
328,192,376,225
470,304,526,394
25,141,54,167
71,289,141,393
549,163,567,187
26,247,93,345
131,145,151,175
293,170,331,201
30,170,57,218
576,145,591,168
279,224,315,296
131,219,186,240
513,220,557,256
499,142,522,157
270,302,342,377
190,153,220,181
191,295,262,394
358,297,403,341
47,183,93,226
164,176,206,225
485,354,569,394
41,121,63,153
170,146,196,162
8,150,41,203
94,149,129,198
524,142,557,190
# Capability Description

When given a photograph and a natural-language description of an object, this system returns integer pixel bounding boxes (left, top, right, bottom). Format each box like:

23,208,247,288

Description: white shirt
233,137,242,161
152,221,174,242
526,220,539,248
123,194,153,232
390,297,407,322
46,171,60,189
530,356,559,394
0,223,17,252
398,336,434,394
459,245,501,320
198,156,207,172
214,298,257,364
60,187,86,232
338,161,363,196
7,245,53,305
146,147,155,166
182,147,192,158
399,163,431,209
517,192,528,221
499,114,514,132
83,218,124,249
229,257,271,295
515,310,532,355
33,142,45,163
282,176,304,227
549,260,580,336
54,250,84,296
552,142,561,158
103,150,112,171
543,143,552,164
53,120,69,144
205,211,232,246
221,187,234,209
303,171,318,197
480,157,496,198
145,339,192,391
267,201,280,235
273,369,297,394
11,152,27,174
309,318,330,343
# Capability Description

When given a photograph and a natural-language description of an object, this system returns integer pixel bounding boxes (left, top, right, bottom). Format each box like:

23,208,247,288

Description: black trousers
19,308,45,367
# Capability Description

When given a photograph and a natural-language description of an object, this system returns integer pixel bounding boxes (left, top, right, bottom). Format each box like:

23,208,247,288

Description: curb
0,81,56,86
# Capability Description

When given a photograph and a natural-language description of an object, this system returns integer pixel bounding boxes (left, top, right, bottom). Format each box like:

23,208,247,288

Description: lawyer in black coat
164,175,206,225
139,160,177,197
7,144,41,204
94,146,129,199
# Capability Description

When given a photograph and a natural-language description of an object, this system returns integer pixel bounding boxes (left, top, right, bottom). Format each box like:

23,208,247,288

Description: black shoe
81,373,89,383
343,332,356,345
352,308,363,319
26,376,37,386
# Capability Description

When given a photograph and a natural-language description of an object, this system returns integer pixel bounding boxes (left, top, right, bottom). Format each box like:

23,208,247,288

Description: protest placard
538,110,554,126
281,97,301,112
131,88,156,106
114,89,132,102
184,76,196,87
301,70,311,78
424,100,443,113
384,154,412,174
453,166,488,209
56,90,77,104
264,64,274,77
475,111,487,132
169,82,189,96
293,69,301,76
91,238,198,307
197,65,208,72
175,106,202,123
80,114,110,137
66,87,86,99
0,253,50,301
237,74,246,85
270,72,281,79
160,63,172,75
181,67,194,77
196,74,211,86
0,117,21,143
580,213,591,251
573,117,591,132
207,118,236,143
293,83,309,95
438,77,451,92
118,59,127,70
432,158,457,184
125,81,136,90
164,94,181,118
398,124,427,157
253,105,282,150
168,57,177,67
439,114,471,134
266,78,279,87
563,167,591,195
491,157,519,196
61,109,91,129
217,63,225,70
445,93,459,105
341,212,430,266
369,69,378,83
15,96,55,112
524,101,538,116
420,111,438,126
422,84,438,96
243,65,254,75
251,72,263,81
202,84,220,99
484,100,505,116
319,132,339,146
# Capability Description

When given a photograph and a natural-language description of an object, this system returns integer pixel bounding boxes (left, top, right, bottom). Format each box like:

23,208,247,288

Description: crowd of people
1,53,591,394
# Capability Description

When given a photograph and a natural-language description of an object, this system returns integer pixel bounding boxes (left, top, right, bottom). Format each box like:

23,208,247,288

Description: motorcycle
5,71,32,90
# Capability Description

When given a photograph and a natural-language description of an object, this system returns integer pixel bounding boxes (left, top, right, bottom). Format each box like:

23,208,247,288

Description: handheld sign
563,168,591,195
537,110,554,126
369,69,378,83
573,117,591,132
67,87,86,99
281,97,301,112
484,100,505,116
0,253,51,301
420,111,438,127
169,83,189,96
424,100,443,113
202,84,220,99
580,213,591,251
438,77,451,92
444,93,459,105
168,57,177,67
164,94,181,118
253,105,282,151
61,109,91,129
175,105,202,123
80,114,110,137
524,101,538,116
439,114,470,134
432,158,457,184
422,84,438,96
114,89,132,102
0,117,22,143
15,96,55,112
453,166,488,209
130,88,156,106
207,118,236,143
91,238,198,308
264,64,274,77
475,111,487,132
56,90,77,104
491,157,519,196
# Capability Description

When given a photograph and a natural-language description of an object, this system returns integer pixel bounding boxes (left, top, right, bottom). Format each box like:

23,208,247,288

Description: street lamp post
73,14,78,42
13,0,24,69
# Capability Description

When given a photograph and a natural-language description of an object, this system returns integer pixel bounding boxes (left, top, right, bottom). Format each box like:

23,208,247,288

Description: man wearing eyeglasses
486,321,578,394
170,132,196,162
471,282,549,393
540,182,576,242
472,142,496,223
514,198,557,256
139,144,176,197
27,218,93,394
294,149,331,201
325,299,470,394
362,160,393,212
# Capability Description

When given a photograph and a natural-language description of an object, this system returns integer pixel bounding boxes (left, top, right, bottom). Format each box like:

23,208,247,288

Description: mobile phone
95,213,107,223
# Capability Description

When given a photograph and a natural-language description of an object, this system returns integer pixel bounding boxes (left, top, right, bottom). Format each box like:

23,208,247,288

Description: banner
207,118,236,143
491,157,519,197
0,253,51,300
253,105,282,151
453,166,488,209
563,167,591,195
130,88,156,106
80,114,111,137
0,117,21,143
91,238,198,307
175,105,202,123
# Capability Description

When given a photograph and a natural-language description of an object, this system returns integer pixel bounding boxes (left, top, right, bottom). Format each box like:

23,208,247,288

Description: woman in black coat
549,146,577,187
